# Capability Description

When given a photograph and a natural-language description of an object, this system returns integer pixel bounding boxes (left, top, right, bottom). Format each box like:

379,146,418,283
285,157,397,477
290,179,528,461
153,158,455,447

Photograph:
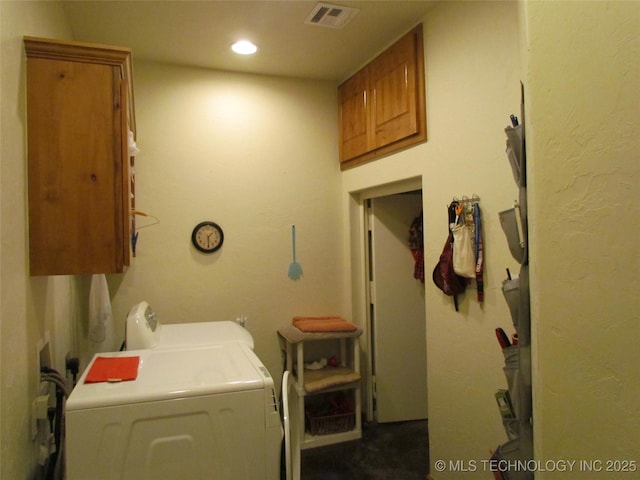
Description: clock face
191,221,224,253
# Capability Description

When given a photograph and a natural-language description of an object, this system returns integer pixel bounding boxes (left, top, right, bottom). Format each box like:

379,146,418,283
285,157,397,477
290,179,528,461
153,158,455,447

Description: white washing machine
125,301,254,350
66,343,282,480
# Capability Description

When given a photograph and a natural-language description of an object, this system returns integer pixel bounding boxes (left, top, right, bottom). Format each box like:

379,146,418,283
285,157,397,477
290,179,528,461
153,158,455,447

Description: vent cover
305,2,359,29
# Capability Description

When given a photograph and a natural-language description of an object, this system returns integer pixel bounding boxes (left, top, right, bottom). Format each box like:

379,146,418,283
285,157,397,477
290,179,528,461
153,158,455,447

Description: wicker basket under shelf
306,411,355,435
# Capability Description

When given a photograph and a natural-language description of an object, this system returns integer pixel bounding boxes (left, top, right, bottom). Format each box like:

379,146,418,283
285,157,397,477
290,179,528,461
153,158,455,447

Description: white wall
97,61,345,385
523,1,640,477
343,2,521,478
0,2,77,478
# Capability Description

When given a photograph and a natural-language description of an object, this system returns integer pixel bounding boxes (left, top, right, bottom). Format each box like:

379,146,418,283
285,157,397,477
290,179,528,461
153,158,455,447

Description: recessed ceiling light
231,40,258,55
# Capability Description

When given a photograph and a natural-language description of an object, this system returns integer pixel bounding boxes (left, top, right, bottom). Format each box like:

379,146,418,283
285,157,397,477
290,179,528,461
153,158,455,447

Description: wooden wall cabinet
338,24,426,169
24,37,136,276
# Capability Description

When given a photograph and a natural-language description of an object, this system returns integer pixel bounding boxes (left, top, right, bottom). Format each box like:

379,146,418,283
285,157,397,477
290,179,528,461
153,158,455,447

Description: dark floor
300,420,429,480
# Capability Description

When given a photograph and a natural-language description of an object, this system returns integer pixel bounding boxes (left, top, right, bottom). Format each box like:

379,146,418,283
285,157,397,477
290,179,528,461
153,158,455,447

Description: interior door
370,193,428,423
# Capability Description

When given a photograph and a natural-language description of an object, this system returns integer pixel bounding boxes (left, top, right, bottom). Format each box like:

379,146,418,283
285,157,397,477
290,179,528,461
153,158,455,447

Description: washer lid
125,301,255,350
67,343,267,411
159,321,254,349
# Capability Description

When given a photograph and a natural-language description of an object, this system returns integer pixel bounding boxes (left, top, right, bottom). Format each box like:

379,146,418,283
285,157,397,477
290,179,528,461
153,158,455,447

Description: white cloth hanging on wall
88,274,116,352
451,223,476,278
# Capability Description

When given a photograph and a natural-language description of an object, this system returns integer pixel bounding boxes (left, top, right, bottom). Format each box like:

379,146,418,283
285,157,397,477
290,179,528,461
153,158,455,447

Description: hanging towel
451,222,476,278
88,274,116,351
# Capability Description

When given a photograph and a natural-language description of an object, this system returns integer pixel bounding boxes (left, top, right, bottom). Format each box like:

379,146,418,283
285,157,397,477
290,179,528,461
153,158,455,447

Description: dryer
125,301,254,350
66,343,282,480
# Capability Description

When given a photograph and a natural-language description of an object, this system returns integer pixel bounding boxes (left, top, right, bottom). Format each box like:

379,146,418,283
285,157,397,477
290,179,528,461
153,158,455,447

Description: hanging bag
432,232,467,308
451,223,476,278
433,202,467,310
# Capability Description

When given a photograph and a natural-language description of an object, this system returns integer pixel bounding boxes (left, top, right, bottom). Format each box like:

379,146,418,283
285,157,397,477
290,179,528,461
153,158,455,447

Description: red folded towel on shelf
293,316,357,332
84,356,140,383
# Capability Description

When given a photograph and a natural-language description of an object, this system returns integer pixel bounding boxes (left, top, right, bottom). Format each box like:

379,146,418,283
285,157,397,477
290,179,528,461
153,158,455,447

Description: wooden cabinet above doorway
338,24,426,169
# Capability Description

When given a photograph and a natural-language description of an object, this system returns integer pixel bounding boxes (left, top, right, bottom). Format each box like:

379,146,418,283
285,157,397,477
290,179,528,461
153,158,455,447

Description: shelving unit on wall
492,86,533,480
278,325,363,450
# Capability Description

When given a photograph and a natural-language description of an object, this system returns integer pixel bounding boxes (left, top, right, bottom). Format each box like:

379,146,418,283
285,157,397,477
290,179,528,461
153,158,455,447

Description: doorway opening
349,177,428,424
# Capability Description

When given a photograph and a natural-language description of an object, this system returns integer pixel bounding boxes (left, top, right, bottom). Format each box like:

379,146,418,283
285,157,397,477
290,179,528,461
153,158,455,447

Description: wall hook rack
451,194,480,204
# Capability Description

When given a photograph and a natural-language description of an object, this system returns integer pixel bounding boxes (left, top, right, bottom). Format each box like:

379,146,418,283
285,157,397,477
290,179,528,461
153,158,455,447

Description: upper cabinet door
338,25,426,169
369,30,419,150
339,68,369,162
24,37,136,276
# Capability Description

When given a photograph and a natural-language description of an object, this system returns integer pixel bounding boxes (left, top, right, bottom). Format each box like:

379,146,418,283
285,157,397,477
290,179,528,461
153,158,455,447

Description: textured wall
96,62,345,384
0,2,76,479
524,1,640,477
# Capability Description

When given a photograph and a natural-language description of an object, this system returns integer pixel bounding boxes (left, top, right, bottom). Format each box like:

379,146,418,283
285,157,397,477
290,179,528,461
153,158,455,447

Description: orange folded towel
293,316,357,332
84,356,140,383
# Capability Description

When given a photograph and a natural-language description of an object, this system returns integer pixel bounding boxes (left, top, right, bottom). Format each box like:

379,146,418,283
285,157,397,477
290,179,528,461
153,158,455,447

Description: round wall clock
191,221,224,253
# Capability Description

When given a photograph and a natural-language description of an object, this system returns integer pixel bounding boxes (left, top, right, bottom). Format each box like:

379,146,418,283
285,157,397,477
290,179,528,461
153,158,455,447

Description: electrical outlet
30,395,50,440
34,395,49,419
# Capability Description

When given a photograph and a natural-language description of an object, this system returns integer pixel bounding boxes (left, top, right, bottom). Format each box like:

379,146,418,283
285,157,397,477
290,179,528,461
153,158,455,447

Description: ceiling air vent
305,2,359,29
